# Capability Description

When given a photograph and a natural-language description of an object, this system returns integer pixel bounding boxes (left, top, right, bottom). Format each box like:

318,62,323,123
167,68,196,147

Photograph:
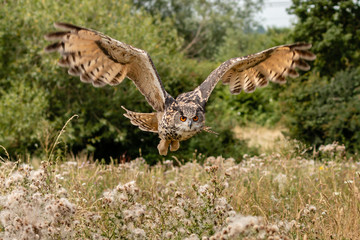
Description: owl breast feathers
45,22,316,156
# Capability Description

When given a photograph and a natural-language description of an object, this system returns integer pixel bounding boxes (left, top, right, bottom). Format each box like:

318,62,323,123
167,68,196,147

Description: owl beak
188,120,192,129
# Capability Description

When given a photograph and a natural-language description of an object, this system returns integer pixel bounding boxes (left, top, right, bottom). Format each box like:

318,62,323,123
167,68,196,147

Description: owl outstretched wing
44,22,169,112
196,43,316,103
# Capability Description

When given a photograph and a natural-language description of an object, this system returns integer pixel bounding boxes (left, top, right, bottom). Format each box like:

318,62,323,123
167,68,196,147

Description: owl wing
121,106,159,133
197,43,316,103
44,22,169,112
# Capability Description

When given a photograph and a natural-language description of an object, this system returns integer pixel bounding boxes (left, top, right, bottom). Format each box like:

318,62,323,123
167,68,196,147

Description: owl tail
121,106,159,133
202,126,218,135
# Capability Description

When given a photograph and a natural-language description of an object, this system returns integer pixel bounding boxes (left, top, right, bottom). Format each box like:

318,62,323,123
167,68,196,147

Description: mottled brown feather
44,22,168,111
197,43,316,100
121,106,159,133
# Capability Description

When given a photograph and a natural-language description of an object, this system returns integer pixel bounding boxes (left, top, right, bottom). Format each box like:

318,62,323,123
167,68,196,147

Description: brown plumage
121,106,159,133
45,22,316,156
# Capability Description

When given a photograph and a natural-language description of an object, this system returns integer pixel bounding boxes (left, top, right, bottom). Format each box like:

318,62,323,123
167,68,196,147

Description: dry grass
0,141,359,239
234,124,286,152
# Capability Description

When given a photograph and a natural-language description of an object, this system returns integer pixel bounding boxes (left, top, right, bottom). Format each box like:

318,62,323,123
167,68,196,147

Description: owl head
174,104,205,131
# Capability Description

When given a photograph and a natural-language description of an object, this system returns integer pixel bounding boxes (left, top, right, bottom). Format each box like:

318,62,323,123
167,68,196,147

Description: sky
256,0,295,28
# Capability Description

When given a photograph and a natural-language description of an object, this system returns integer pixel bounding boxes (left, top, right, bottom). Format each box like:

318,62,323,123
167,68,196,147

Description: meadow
1,140,358,239
1,1,360,239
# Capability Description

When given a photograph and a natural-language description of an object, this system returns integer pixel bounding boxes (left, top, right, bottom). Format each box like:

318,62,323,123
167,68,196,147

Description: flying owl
44,23,316,156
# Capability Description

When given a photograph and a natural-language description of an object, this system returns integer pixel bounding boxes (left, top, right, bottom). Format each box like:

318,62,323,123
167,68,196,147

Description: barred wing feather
45,22,168,112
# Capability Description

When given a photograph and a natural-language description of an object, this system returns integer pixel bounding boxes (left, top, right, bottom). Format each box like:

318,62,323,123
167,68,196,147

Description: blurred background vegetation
0,0,359,162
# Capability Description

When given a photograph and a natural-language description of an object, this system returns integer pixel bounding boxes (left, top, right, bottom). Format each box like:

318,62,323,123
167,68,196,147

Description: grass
0,140,359,239
234,123,286,153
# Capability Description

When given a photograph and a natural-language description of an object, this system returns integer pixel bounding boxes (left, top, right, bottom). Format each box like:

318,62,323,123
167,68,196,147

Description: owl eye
193,116,199,122
180,116,187,122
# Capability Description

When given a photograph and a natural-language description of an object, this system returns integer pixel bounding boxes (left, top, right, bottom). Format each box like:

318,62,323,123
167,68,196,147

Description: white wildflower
216,197,228,207
4,172,24,188
55,174,64,180
29,169,45,182
66,161,78,166
185,233,200,240
166,181,176,187
171,206,185,217
308,205,317,212
198,184,209,195
222,214,263,237
164,231,174,238
273,173,287,190
131,228,146,239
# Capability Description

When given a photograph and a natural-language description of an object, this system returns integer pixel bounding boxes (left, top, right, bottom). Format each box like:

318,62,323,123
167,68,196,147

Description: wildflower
223,214,263,237
164,231,174,238
164,160,173,166
131,228,146,239
171,206,185,217
216,197,228,207
185,233,200,240
273,173,287,190
175,191,184,198
66,161,78,166
4,172,24,188
29,169,45,182
308,205,317,212
166,181,176,187
198,184,209,195
55,174,64,180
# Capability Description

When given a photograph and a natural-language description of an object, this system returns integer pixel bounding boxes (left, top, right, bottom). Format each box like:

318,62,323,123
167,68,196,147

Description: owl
45,23,316,156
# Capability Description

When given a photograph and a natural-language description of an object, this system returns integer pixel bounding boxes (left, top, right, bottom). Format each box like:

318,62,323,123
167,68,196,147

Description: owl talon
157,139,170,156
170,141,180,151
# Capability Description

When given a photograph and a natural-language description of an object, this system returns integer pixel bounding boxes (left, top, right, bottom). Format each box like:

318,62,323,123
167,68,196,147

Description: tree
288,0,360,76
132,0,264,59
279,0,360,152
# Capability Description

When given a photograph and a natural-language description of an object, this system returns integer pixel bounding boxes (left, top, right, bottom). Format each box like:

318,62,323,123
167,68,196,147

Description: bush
0,0,256,162
0,81,49,155
280,68,360,152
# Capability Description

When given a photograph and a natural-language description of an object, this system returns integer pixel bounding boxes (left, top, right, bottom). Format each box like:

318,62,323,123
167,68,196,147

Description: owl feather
44,22,168,112
197,43,316,102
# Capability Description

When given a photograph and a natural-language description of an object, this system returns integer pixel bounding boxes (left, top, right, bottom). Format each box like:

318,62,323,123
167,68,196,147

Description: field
0,140,359,240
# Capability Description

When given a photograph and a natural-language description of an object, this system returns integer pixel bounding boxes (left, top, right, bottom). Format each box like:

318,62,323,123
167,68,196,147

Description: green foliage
288,0,360,76
279,0,360,152
280,68,360,152
132,0,264,59
0,0,257,161
215,27,291,62
0,81,49,154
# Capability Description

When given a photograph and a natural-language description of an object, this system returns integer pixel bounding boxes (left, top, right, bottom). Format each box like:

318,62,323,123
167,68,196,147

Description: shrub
0,81,49,154
280,68,360,152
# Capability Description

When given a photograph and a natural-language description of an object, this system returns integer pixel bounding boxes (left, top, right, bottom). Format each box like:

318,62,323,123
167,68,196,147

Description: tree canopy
132,0,264,59
288,0,360,76
279,0,360,152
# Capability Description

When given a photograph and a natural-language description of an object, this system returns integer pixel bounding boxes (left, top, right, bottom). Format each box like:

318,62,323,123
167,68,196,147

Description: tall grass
0,140,358,239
